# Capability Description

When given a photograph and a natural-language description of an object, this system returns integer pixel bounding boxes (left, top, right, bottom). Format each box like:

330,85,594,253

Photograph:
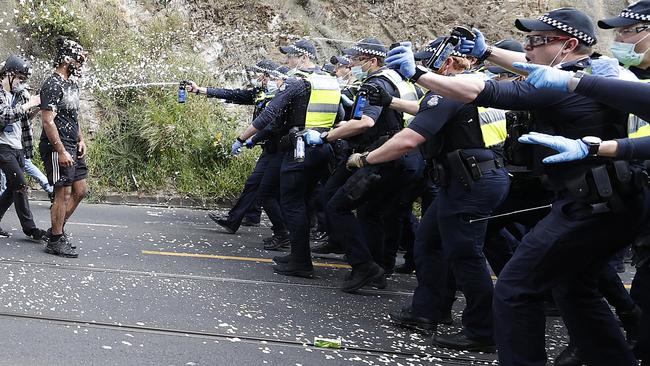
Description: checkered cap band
351,46,387,58
423,46,465,58
620,10,650,22
289,45,316,59
252,65,283,77
538,15,596,45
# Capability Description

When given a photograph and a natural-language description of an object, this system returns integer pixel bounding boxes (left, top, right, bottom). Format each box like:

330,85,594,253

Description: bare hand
186,81,199,93
59,150,75,167
77,140,87,158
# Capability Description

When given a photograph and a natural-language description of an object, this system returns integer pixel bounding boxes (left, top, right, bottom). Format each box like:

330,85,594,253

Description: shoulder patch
279,83,286,92
427,95,442,107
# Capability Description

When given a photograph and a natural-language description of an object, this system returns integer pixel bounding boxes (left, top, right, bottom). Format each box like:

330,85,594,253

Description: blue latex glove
590,57,620,78
457,28,487,59
245,138,255,149
303,129,323,146
231,139,243,156
386,42,416,78
518,132,589,164
512,62,572,91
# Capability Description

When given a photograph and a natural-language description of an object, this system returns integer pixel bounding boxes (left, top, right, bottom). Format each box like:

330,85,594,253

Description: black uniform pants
324,158,406,268
280,145,332,262
223,151,267,230
493,196,644,366
0,146,36,235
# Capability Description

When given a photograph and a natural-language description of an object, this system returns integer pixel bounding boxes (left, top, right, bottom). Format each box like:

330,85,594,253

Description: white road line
39,221,128,228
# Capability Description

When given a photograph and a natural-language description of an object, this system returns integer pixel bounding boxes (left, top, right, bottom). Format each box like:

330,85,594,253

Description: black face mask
67,62,82,77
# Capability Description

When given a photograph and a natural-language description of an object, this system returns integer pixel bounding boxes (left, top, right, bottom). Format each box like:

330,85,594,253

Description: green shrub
21,0,260,201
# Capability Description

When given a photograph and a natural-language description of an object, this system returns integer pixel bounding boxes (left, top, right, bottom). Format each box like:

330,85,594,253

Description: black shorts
40,142,88,187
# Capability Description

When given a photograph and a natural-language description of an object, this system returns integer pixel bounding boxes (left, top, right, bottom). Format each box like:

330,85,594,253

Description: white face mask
251,79,263,88
266,80,278,94
610,32,650,67
549,40,570,67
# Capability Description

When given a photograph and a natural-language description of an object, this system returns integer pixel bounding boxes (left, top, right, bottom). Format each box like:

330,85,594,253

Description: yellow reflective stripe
305,73,340,128
478,107,507,147
628,114,650,139
627,80,650,138
309,89,341,104
481,120,507,147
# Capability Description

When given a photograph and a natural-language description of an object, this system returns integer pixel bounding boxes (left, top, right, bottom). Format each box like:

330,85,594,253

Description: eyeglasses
617,24,650,36
523,35,571,48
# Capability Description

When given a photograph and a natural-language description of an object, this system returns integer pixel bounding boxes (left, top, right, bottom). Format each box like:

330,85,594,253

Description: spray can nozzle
178,80,188,103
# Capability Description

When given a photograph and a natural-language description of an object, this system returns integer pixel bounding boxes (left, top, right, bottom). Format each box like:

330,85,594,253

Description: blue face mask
610,33,650,67
251,79,263,88
266,81,278,94
351,66,367,80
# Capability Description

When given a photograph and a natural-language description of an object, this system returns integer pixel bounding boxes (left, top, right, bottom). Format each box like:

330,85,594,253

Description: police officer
514,63,650,366
188,60,289,249
310,38,415,292
356,37,509,351
236,39,342,277
598,1,650,139
387,7,641,366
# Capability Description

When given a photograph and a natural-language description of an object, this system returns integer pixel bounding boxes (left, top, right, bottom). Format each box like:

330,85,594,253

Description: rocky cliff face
0,0,632,79
179,0,630,77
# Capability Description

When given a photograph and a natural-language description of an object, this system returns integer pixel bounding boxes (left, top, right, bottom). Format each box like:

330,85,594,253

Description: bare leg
64,179,88,226
51,185,72,235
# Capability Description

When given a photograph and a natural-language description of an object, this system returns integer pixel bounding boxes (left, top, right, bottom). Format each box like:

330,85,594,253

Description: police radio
426,26,475,72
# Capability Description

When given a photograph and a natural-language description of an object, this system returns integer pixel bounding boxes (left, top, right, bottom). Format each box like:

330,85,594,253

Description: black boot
341,261,384,293
311,241,344,255
209,213,237,234
388,306,437,331
554,342,583,366
273,260,314,278
264,232,291,251
431,331,496,353
618,304,642,347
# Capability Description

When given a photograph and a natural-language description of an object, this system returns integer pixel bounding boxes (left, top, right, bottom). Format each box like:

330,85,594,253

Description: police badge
427,95,441,107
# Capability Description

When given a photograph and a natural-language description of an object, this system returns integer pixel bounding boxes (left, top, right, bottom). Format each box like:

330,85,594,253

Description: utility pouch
279,127,299,152
343,168,381,201
504,110,533,167
428,160,449,187
591,165,613,198
614,160,632,183
446,150,474,192
564,172,590,199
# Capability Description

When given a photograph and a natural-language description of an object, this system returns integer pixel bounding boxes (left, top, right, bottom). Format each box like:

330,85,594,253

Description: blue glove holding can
386,42,416,78
304,130,323,146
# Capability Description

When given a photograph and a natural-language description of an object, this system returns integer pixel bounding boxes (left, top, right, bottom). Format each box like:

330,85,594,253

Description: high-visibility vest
291,69,341,129
627,79,650,139
373,69,419,124
478,107,507,148
304,74,341,128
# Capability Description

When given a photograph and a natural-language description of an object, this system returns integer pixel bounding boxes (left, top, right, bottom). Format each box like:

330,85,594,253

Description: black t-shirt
40,73,80,147
409,91,485,159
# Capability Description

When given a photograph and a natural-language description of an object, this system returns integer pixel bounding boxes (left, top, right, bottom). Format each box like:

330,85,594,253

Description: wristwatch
320,131,329,143
477,45,493,62
581,136,602,156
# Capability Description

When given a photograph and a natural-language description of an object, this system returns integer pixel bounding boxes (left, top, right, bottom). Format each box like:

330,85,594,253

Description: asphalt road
0,200,636,365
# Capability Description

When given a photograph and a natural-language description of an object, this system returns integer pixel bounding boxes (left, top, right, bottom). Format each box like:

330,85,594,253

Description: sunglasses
523,35,571,48
617,24,650,36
